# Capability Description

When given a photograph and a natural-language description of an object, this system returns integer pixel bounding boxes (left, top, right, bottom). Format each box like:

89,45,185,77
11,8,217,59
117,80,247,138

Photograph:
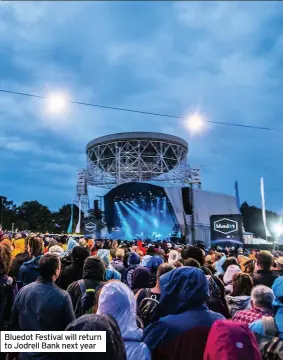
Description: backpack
74,280,97,318
256,316,283,360
137,288,160,328
0,277,15,330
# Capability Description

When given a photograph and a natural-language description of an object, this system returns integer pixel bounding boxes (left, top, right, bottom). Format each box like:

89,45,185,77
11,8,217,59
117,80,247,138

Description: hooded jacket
57,246,89,290
12,238,25,258
10,251,31,279
250,276,283,338
63,314,126,360
97,282,151,360
144,267,224,360
226,295,251,318
203,320,261,360
18,255,43,286
123,252,140,288
67,256,105,309
97,249,121,281
223,265,241,293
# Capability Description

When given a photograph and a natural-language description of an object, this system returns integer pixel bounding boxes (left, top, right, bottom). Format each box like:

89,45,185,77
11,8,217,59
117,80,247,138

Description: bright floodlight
46,93,67,114
186,113,205,132
274,224,283,236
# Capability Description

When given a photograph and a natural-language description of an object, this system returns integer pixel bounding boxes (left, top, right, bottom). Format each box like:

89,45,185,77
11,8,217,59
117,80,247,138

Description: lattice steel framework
76,169,89,215
85,133,196,188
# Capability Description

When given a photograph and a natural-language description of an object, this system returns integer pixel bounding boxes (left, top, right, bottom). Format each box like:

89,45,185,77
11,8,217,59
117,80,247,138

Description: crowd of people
1,232,283,360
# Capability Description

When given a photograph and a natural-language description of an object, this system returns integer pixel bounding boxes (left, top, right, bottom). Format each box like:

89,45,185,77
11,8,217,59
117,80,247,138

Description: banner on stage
210,214,243,246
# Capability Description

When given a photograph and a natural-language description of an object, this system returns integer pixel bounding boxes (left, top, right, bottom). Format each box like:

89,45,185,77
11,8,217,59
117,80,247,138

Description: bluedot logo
214,218,238,235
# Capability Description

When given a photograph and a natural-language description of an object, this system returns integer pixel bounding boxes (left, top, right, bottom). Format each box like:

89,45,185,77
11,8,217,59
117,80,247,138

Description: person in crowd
135,263,174,307
226,273,253,318
223,261,241,293
46,244,64,257
10,254,75,360
183,258,201,268
253,251,278,288
168,250,179,265
63,314,127,360
60,237,78,256
273,256,283,277
144,267,225,360
11,233,26,258
97,281,151,360
67,256,105,310
173,260,183,267
147,246,156,257
18,236,44,286
56,236,67,251
137,240,146,256
57,246,89,290
124,251,140,288
142,254,152,267
233,285,274,325
222,256,238,272
202,266,230,318
132,266,151,293
79,238,88,248
250,277,283,338
182,246,205,266
97,249,121,280
203,320,261,360
245,261,255,276
146,255,164,288
0,234,13,250
9,236,31,279
0,243,18,331
44,238,57,253
111,248,126,277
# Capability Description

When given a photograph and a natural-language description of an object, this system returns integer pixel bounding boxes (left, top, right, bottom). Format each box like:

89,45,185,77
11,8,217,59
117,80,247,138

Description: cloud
0,1,282,211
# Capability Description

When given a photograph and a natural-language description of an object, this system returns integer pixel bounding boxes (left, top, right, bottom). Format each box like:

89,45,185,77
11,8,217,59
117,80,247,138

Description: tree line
0,195,280,239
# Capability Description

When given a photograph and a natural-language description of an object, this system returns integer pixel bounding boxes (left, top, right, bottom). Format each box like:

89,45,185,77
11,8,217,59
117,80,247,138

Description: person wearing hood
202,266,230,319
250,276,283,338
62,314,126,360
226,273,253,318
10,254,75,360
18,236,44,286
97,281,151,360
57,246,89,290
67,256,105,310
111,248,126,277
137,240,146,256
123,252,140,289
132,266,151,293
203,320,261,360
223,263,241,294
144,267,224,360
12,234,26,258
10,236,31,279
146,255,164,288
97,249,121,281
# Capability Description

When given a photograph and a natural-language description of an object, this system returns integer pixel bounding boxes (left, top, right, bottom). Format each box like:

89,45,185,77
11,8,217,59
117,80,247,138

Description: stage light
274,223,283,236
46,93,68,114
186,113,205,132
